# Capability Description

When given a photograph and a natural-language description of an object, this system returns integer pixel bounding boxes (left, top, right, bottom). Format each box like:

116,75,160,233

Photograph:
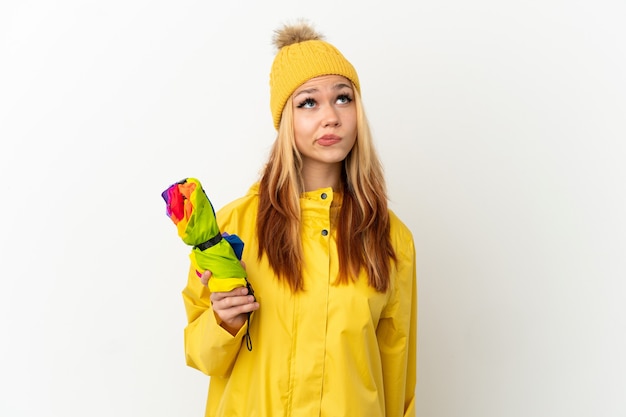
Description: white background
1,1,625,416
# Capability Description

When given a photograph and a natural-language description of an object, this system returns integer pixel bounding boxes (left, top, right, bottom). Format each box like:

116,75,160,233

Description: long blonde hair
257,86,396,292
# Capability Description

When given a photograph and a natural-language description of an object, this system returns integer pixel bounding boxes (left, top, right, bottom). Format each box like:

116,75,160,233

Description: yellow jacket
182,184,417,417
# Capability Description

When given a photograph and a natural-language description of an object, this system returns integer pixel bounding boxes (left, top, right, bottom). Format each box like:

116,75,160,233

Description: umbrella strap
244,279,255,351
195,232,223,251
244,313,252,351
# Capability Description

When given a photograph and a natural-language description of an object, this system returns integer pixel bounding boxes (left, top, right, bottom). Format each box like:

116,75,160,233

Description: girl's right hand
201,269,259,336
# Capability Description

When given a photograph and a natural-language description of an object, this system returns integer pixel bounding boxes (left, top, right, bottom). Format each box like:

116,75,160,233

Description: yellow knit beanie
269,21,360,130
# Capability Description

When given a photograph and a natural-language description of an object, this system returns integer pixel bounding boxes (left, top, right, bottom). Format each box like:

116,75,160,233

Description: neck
301,161,342,192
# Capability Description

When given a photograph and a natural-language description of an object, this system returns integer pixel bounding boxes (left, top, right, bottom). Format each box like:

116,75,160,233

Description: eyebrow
294,82,353,98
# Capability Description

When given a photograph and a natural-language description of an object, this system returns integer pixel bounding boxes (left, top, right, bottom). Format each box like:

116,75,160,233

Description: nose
322,105,341,128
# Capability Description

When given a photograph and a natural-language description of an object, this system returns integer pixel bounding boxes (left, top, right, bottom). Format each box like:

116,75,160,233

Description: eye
336,94,353,105
296,98,316,109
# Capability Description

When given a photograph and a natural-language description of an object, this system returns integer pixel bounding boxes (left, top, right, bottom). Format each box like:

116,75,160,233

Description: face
291,74,357,171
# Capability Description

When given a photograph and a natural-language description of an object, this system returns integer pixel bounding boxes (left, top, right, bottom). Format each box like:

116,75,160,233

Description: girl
182,21,417,417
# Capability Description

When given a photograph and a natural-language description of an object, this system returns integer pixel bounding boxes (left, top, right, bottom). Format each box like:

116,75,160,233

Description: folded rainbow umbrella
162,177,255,350
161,177,250,293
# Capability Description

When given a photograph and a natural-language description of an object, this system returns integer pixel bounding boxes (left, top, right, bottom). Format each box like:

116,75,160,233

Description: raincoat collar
246,183,343,207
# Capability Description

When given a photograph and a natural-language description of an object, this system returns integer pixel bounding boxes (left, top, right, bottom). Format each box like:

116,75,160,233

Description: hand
200,269,259,336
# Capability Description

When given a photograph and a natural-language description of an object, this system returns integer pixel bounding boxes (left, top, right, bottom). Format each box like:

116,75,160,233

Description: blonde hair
257,85,396,292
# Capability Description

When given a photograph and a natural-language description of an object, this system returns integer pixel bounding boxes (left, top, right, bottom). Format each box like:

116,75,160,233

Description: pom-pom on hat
269,20,360,130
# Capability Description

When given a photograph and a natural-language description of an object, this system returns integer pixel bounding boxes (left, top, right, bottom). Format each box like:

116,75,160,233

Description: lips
316,134,341,146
